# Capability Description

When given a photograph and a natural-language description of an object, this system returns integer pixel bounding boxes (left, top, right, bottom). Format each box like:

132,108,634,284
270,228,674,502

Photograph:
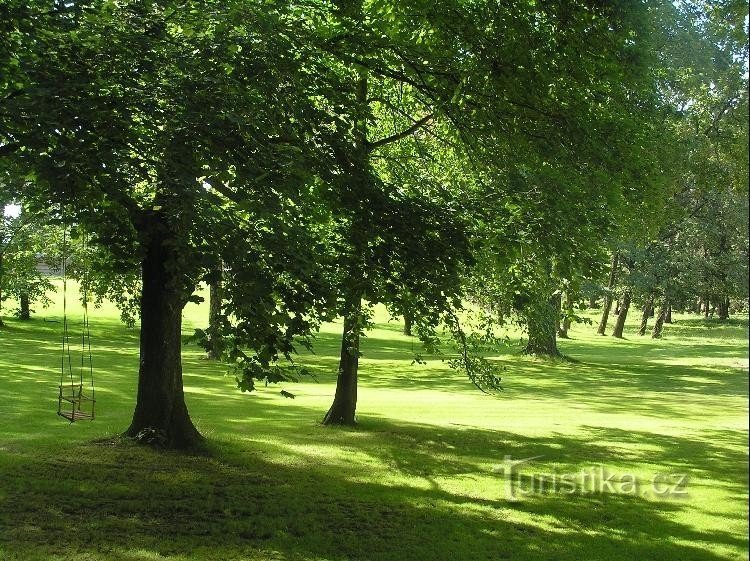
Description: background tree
0,205,56,321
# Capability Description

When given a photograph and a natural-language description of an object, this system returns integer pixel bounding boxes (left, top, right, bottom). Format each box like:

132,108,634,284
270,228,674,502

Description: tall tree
1,0,355,447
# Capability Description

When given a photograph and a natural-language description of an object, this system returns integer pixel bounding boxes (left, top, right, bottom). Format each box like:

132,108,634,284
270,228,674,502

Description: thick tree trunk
652,299,669,339
125,215,202,449
525,293,561,357
718,296,730,321
638,295,654,336
18,291,30,320
611,291,631,338
323,298,361,425
597,253,619,335
588,296,598,309
403,312,413,336
206,264,223,359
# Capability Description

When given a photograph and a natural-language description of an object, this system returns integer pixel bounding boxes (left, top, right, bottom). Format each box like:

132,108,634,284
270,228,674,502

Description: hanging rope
81,230,94,415
57,220,96,422
59,224,74,394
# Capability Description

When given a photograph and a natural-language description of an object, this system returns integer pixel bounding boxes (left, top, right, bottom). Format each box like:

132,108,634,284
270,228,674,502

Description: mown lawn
0,286,748,561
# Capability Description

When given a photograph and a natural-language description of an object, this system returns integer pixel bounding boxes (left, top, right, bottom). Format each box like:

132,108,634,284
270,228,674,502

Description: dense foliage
1,0,747,445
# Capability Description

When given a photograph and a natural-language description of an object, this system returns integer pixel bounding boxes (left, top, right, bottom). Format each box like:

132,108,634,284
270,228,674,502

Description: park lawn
0,285,748,561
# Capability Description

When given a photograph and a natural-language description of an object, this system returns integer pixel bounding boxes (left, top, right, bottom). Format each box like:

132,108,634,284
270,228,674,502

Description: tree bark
652,299,669,339
664,304,672,324
597,253,619,335
125,214,202,449
18,291,30,320
557,291,571,339
638,295,654,336
324,66,369,426
323,297,361,425
704,297,710,318
206,264,223,359
560,315,571,338
718,296,730,321
611,291,631,338
0,251,4,327
525,293,561,357
403,311,413,336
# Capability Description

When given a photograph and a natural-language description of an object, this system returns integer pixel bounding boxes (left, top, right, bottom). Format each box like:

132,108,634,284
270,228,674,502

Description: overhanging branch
367,113,434,152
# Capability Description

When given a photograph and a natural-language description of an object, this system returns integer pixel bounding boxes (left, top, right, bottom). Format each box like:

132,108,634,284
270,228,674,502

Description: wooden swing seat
58,409,94,421
58,384,95,422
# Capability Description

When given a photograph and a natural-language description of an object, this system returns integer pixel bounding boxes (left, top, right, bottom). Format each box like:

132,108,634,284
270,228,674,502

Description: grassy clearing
0,285,748,561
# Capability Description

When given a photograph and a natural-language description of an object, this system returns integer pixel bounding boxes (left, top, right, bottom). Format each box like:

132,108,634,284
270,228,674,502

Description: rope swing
57,226,95,422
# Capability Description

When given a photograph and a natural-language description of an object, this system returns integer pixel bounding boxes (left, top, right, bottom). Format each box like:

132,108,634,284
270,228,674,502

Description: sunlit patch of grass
1,286,748,560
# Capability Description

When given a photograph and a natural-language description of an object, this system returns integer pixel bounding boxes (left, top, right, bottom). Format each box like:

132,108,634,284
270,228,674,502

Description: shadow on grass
0,415,746,561
1,312,748,560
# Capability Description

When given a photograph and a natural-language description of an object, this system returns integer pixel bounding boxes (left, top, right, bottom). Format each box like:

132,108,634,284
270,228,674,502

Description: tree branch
367,113,433,152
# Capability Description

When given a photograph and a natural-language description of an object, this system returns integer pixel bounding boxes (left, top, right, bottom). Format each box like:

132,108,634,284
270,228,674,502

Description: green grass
1,285,748,561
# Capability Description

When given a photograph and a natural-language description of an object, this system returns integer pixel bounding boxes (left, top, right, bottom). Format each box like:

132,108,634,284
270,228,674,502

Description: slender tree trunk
0,251,4,327
695,297,702,314
597,253,619,335
206,264,223,359
557,291,571,339
664,304,672,324
611,291,631,338
525,293,561,357
403,312,413,336
638,295,654,336
704,297,710,318
323,296,361,425
557,316,572,339
652,299,669,339
18,291,30,320
125,214,202,449
561,316,571,338
717,235,730,321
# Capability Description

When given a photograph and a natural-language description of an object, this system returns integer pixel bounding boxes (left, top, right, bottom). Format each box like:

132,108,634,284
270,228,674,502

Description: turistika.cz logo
492,455,689,501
